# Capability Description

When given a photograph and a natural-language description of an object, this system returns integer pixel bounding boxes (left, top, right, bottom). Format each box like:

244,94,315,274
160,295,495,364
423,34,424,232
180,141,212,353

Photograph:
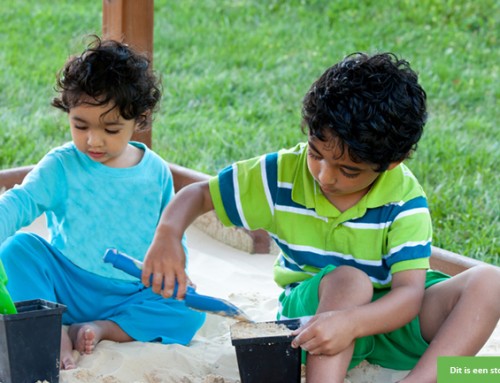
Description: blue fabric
1,233,205,344
217,165,243,227
264,152,278,205
0,141,187,280
0,141,205,344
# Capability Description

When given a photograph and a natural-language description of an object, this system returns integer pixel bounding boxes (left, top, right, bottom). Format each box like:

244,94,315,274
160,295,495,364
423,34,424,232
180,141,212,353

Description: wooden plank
430,246,486,275
102,0,154,148
0,166,35,191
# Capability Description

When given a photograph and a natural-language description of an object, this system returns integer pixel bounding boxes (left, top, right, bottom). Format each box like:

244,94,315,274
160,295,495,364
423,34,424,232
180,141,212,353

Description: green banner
438,356,500,382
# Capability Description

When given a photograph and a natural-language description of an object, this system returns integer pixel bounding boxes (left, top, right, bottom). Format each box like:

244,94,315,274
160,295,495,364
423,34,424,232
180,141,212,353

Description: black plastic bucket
231,319,302,383
0,299,66,383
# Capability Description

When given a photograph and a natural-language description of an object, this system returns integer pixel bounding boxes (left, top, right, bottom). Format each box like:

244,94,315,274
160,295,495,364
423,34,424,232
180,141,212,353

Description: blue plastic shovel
103,248,252,322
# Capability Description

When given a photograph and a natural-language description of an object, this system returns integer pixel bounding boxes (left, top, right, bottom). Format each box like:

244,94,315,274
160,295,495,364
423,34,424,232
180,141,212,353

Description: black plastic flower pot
0,299,66,383
230,319,302,383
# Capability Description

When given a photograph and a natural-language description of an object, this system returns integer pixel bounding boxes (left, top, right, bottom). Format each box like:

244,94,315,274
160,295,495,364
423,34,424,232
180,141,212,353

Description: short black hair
52,36,161,130
301,52,427,171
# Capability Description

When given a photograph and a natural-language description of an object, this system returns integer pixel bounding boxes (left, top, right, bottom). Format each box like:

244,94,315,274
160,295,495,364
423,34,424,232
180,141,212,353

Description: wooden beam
0,166,35,191
102,0,154,148
429,246,486,276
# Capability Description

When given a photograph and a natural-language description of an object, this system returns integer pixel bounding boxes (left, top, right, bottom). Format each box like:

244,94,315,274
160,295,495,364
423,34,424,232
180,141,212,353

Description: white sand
20,217,499,383
230,321,294,340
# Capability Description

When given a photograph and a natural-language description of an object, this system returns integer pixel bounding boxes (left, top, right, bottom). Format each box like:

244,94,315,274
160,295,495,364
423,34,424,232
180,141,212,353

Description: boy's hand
142,228,188,299
291,311,356,356
141,180,215,300
291,270,427,356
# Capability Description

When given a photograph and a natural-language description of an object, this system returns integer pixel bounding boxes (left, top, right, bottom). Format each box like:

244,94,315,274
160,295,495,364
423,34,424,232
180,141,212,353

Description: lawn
0,0,498,263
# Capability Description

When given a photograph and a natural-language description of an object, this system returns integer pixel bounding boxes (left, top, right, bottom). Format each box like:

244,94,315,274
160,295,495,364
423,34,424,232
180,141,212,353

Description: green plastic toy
0,260,17,315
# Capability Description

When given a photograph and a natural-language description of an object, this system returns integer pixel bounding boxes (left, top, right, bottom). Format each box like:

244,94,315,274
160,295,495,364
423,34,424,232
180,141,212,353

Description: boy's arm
292,268,427,356
0,153,62,243
142,180,214,299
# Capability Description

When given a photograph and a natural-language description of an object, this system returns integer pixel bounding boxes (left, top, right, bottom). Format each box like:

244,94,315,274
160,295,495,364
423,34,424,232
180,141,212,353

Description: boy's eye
74,125,87,130
307,150,322,160
105,129,120,134
340,168,360,179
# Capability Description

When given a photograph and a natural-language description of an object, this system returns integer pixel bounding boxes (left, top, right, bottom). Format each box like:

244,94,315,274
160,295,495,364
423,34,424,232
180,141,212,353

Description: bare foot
60,351,77,370
60,328,77,370
68,322,101,354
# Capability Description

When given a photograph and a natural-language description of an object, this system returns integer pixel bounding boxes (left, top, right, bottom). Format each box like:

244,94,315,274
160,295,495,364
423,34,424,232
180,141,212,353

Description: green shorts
278,266,450,370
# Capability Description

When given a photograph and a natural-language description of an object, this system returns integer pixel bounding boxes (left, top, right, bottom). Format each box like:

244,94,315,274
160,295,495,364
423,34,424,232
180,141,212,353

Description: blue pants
0,232,205,345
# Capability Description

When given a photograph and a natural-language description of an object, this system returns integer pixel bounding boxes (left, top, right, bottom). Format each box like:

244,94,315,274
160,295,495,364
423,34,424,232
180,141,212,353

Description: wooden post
102,0,154,148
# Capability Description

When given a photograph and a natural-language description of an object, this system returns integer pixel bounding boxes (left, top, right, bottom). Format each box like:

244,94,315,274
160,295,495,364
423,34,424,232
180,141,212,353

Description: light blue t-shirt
0,141,182,280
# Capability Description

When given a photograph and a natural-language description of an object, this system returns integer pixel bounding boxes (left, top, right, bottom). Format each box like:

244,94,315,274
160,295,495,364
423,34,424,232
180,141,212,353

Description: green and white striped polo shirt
209,143,432,289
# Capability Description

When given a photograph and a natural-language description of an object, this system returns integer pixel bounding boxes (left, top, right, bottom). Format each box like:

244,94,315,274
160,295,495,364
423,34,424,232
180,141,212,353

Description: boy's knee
0,232,44,264
467,265,500,293
320,266,373,304
454,265,500,316
328,265,372,283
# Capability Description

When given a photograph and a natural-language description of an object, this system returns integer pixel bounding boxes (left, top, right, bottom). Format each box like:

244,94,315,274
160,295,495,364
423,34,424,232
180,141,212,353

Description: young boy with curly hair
142,52,500,382
0,37,205,369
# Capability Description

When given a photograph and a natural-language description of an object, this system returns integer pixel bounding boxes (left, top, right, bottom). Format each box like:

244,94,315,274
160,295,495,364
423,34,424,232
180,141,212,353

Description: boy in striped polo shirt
144,52,500,382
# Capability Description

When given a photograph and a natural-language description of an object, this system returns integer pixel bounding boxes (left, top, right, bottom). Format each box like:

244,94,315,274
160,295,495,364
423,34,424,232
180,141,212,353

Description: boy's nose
318,166,336,185
87,131,103,146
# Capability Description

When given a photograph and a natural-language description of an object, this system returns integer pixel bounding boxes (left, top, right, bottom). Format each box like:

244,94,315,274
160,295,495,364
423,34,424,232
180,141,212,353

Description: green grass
0,0,498,263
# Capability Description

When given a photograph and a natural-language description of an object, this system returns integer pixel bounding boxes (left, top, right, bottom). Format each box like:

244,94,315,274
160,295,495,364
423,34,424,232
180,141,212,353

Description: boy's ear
386,160,403,171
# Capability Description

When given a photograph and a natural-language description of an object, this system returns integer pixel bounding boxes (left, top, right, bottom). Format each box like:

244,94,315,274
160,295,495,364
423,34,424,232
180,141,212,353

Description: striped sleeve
209,153,279,231
384,196,432,273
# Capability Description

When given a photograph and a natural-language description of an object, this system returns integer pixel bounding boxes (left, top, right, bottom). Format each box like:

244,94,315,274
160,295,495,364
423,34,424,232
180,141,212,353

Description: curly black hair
52,36,161,131
301,52,427,172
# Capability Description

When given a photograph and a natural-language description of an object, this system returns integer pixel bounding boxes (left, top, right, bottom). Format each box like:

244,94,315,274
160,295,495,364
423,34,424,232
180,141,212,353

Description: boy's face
306,134,387,210
69,102,138,168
